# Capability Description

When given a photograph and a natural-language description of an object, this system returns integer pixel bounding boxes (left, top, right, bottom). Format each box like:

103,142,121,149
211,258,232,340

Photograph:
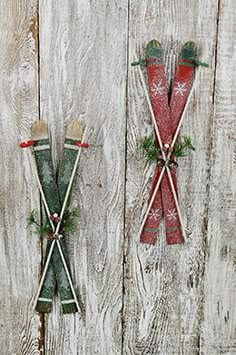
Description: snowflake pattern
167,209,178,221
151,81,164,96
148,208,161,221
174,82,187,96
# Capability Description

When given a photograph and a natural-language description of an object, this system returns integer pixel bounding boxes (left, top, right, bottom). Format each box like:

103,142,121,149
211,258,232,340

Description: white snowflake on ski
151,81,164,96
148,208,161,221
174,82,187,96
167,209,178,220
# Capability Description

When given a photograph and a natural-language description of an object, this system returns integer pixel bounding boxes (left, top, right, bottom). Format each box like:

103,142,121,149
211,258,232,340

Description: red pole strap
74,141,89,148
19,140,34,148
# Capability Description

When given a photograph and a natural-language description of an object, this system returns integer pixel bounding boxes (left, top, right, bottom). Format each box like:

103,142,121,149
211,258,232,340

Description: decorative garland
132,40,208,245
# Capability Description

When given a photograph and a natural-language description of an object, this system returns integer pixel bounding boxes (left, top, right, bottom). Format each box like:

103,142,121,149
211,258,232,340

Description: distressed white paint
0,1,42,354
201,1,236,354
39,0,128,354
0,0,236,354
124,1,222,354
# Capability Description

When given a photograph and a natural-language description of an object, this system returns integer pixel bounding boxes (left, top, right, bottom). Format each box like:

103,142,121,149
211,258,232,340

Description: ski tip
180,41,197,61
31,120,48,140
180,41,209,67
145,39,163,58
66,120,83,140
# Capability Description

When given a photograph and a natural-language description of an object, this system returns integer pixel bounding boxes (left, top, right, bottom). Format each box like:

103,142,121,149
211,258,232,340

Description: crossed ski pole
135,60,202,241
32,126,88,312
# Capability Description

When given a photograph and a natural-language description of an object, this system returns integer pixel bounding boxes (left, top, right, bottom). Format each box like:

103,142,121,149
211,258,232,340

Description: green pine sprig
36,220,52,238
27,210,52,238
27,207,80,237
27,209,38,226
138,134,160,161
138,134,195,162
172,136,195,157
62,207,80,234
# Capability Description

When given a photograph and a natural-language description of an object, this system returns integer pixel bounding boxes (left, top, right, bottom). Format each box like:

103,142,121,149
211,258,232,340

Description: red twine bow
49,214,61,223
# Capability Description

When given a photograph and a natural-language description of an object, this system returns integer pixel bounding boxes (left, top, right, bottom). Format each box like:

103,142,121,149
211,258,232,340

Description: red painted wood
141,53,195,245
170,60,195,133
165,61,195,244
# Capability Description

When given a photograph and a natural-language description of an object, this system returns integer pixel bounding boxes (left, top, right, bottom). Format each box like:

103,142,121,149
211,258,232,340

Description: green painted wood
58,138,79,209
33,138,77,314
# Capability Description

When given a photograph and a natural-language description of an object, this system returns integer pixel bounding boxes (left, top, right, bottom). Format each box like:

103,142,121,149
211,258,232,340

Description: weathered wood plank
39,0,128,353
124,1,219,354
201,1,236,354
0,1,42,354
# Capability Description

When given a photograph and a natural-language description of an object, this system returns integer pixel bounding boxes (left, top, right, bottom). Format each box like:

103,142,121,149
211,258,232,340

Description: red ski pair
135,40,200,245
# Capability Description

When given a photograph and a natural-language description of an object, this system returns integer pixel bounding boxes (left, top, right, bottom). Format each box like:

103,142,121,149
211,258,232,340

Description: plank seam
199,0,221,353
36,1,45,354
121,1,130,354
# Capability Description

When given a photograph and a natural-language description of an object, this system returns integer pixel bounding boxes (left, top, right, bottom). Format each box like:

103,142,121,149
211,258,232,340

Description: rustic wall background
0,0,235,354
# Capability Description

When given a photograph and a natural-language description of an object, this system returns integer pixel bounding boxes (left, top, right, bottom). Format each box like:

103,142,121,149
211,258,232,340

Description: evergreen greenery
138,134,160,161
180,41,209,67
138,134,195,162
172,135,195,157
27,207,80,237
62,207,80,234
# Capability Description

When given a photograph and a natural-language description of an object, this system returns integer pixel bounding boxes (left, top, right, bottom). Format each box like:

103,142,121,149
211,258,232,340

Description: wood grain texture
1,1,236,354
39,0,128,354
124,1,219,354
0,0,42,354
201,1,236,354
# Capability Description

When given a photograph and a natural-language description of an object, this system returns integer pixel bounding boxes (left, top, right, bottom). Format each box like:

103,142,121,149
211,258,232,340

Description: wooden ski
31,120,81,313
133,40,208,245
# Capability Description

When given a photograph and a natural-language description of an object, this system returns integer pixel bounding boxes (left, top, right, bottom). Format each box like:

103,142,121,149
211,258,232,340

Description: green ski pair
31,120,85,314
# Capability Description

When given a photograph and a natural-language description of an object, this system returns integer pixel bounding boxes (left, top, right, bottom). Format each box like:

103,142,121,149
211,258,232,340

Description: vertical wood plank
39,0,128,354
0,1,42,354
124,1,219,354
201,1,236,353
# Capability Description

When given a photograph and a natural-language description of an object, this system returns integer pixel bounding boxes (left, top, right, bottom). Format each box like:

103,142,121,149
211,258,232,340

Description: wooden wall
0,0,235,354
